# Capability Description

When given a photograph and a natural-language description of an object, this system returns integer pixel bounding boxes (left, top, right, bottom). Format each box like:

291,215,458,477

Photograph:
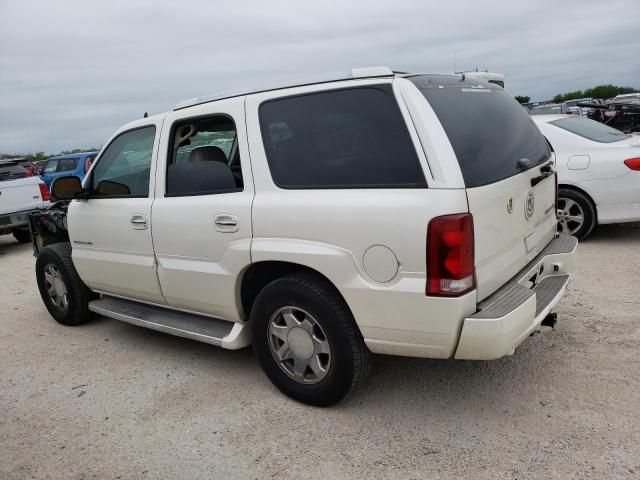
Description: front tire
557,188,596,240
35,243,94,326
251,273,372,406
12,228,31,243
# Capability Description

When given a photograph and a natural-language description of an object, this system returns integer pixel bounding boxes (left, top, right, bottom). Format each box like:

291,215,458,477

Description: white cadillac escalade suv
32,67,577,406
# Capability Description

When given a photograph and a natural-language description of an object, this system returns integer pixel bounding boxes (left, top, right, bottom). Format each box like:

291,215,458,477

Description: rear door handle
214,214,239,233
531,170,554,187
130,214,148,230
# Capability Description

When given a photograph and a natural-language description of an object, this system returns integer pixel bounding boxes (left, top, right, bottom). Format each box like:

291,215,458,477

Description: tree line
515,84,637,104
552,84,636,103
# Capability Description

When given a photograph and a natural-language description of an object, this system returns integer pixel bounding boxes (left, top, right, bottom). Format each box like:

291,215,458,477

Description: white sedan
532,115,640,239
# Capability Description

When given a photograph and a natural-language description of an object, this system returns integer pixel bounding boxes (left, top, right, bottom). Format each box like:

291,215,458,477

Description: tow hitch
541,312,558,329
531,312,558,337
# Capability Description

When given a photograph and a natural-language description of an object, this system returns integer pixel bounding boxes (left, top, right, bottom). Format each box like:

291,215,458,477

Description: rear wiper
516,157,537,170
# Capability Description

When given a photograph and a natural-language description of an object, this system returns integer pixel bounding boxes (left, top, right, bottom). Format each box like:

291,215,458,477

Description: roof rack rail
350,66,394,78
173,66,396,111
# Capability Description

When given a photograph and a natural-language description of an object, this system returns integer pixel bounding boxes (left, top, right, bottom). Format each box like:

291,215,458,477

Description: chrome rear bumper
455,234,578,360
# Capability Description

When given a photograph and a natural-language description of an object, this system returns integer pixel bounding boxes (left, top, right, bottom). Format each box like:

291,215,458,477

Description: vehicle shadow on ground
91,313,559,414
0,236,32,257
353,347,552,410
582,222,640,243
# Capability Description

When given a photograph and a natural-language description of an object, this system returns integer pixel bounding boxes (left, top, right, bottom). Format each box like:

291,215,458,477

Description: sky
1,0,639,154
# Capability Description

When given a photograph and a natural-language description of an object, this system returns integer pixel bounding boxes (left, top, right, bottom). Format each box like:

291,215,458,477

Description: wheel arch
35,241,94,325
558,183,598,223
239,260,355,323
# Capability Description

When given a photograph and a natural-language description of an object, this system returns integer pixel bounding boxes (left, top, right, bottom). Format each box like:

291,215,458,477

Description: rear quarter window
409,76,550,188
259,86,426,189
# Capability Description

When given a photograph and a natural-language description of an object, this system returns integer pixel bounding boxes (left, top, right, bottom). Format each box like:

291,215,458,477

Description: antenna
143,112,148,118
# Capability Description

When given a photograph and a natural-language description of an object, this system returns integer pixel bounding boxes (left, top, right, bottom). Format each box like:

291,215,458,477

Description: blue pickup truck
39,152,98,188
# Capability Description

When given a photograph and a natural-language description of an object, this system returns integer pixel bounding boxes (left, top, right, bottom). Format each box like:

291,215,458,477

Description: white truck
0,160,50,243
31,67,577,406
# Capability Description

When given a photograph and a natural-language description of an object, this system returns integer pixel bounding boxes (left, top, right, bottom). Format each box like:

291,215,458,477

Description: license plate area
521,258,550,290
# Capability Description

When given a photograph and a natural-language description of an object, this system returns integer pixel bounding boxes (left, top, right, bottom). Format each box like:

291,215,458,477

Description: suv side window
57,158,79,172
91,126,156,197
259,86,426,189
166,115,243,196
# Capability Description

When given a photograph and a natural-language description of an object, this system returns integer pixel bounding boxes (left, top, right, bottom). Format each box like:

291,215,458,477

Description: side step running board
88,296,250,350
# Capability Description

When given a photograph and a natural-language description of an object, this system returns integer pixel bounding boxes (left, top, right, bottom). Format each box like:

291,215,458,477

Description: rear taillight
426,213,475,297
624,158,640,171
84,156,94,173
38,183,50,201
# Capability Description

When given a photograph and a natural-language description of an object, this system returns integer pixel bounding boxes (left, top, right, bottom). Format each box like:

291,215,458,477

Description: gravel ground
1,225,639,480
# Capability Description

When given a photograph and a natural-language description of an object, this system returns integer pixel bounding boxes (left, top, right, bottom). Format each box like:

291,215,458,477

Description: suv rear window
409,75,550,188
550,117,631,143
259,86,426,189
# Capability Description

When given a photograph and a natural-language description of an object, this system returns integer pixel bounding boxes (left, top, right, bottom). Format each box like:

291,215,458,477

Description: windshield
530,106,563,115
43,159,58,173
409,75,550,187
550,117,631,143
565,99,590,107
615,94,640,101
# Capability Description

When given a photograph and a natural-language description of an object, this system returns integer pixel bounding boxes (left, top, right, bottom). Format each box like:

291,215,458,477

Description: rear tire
557,188,596,240
251,273,372,406
12,228,31,243
35,243,94,326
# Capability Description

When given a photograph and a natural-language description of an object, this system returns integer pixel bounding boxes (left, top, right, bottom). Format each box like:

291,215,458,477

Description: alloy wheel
267,306,331,384
44,263,69,311
557,197,585,235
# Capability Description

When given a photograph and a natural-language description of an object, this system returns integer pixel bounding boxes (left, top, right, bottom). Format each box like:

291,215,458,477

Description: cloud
1,0,638,153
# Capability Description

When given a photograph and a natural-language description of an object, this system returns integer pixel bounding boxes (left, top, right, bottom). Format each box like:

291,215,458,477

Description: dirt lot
1,225,639,480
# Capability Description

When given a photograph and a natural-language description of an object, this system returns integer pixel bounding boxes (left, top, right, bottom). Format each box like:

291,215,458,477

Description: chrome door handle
130,214,148,230
214,214,238,233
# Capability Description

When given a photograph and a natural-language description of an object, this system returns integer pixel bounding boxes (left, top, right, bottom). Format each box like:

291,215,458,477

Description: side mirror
96,180,131,196
51,176,83,201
